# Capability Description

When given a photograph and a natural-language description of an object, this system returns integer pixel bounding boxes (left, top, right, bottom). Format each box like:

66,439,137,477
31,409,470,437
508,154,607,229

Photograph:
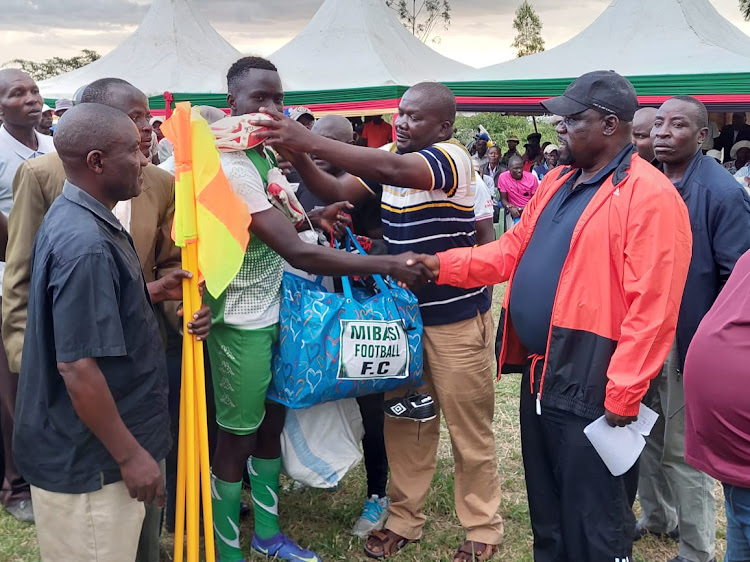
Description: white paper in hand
629,403,659,436
583,403,659,476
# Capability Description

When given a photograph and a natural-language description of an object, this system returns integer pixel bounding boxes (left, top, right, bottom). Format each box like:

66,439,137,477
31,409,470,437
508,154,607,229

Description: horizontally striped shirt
359,140,490,326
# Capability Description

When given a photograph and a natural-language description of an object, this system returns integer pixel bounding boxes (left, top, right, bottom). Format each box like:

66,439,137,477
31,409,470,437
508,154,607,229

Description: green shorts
206,323,279,435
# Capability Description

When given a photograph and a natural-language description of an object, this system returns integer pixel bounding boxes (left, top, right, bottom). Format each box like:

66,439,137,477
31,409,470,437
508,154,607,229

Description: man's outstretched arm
250,205,433,288
284,150,373,205
253,109,434,191
405,185,543,289
404,231,521,291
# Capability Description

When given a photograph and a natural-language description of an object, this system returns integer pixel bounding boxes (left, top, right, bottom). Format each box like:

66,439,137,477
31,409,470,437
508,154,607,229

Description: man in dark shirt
13,103,174,561
506,142,634,356
408,71,692,561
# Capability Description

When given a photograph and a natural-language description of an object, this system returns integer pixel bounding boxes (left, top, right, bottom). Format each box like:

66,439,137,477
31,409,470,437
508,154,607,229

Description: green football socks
211,472,244,562
248,456,282,539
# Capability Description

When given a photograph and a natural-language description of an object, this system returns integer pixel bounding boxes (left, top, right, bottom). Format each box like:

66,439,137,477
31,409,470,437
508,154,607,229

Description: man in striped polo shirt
253,82,503,561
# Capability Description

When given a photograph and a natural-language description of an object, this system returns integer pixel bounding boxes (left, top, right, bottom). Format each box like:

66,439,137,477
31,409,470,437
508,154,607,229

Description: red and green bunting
447,72,750,113
47,72,750,116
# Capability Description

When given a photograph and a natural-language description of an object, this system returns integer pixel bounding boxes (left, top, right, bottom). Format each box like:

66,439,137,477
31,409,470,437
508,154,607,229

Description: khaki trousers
638,344,716,562
32,481,145,562
637,368,679,533
384,310,504,544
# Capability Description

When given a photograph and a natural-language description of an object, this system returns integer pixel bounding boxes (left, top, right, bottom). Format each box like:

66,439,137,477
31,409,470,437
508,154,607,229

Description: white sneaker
351,495,389,539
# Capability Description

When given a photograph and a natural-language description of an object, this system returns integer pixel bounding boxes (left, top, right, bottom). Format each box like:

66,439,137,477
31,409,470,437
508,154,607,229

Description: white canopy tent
38,0,241,100
446,0,750,114
270,0,472,92
472,0,750,80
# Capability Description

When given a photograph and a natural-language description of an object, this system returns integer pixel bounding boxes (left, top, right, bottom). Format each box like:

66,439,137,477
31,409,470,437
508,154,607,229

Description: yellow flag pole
167,101,225,561
186,247,216,561
182,268,199,562
174,350,187,561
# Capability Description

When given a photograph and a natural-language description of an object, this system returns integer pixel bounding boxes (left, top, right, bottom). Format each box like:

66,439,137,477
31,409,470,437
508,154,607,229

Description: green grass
0,510,37,562
0,285,727,561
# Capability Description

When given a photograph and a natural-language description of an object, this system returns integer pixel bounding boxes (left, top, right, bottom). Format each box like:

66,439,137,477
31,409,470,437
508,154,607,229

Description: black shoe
383,391,436,422
668,557,715,562
634,522,679,542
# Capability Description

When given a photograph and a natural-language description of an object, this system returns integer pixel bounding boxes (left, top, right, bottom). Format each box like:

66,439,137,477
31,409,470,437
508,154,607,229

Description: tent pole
532,115,538,133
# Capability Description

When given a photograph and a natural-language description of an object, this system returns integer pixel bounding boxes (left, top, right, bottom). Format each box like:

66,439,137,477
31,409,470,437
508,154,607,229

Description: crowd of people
0,59,749,562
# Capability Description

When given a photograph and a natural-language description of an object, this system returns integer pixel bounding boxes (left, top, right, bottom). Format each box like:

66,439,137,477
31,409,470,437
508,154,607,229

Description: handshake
383,253,440,292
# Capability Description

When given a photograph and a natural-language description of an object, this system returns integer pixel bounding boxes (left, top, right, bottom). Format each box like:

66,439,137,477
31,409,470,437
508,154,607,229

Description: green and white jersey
211,148,283,329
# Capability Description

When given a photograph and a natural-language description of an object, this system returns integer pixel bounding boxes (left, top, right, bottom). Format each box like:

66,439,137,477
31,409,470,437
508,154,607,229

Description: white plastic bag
280,398,364,488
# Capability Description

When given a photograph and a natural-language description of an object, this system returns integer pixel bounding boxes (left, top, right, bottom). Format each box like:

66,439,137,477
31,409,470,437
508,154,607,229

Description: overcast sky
2,0,750,69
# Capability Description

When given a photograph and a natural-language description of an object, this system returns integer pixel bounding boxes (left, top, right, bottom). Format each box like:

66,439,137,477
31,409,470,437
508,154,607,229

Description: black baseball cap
541,70,638,121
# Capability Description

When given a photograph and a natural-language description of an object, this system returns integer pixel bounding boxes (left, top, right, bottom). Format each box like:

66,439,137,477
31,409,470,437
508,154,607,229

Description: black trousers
520,367,638,562
356,393,388,498
0,298,29,507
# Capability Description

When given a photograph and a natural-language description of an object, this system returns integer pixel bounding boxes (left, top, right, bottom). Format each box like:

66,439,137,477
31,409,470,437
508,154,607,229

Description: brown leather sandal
453,540,498,561
364,529,417,559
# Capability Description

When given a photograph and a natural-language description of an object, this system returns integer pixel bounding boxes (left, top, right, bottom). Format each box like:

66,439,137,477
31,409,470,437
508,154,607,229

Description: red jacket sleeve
604,183,692,416
436,227,522,288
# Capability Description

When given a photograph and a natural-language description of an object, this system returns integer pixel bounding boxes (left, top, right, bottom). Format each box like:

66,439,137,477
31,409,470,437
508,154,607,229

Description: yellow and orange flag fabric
162,101,251,560
161,101,251,298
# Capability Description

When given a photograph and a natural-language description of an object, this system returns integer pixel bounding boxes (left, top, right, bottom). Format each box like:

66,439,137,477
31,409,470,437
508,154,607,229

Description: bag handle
339,228,411,330
333,237,356,301
343,228,392,296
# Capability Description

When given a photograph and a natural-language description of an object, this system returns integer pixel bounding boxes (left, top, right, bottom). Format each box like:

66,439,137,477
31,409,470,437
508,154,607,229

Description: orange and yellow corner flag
161,101,251,298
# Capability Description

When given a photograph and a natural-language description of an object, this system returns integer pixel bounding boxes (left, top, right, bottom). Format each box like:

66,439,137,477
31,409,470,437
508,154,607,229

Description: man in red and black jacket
410,71,693,561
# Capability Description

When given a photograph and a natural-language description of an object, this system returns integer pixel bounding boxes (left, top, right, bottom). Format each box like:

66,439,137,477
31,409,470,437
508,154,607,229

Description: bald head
508,155,524,179
54,103,137,164
0,69,43,131
309,115,354,176
312,115,353,143
55,103,146,205
80,78,133,105
405,82,457,124
80,78,152,157
633,107,657,129
0,69,33,93
632,107,657,162
395,82,456,152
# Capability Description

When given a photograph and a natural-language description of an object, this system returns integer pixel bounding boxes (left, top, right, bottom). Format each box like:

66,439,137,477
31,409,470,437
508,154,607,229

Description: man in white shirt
0,68,55,523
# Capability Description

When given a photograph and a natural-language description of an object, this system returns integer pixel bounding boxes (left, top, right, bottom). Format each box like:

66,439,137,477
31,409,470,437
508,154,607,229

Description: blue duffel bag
268,232,423,408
